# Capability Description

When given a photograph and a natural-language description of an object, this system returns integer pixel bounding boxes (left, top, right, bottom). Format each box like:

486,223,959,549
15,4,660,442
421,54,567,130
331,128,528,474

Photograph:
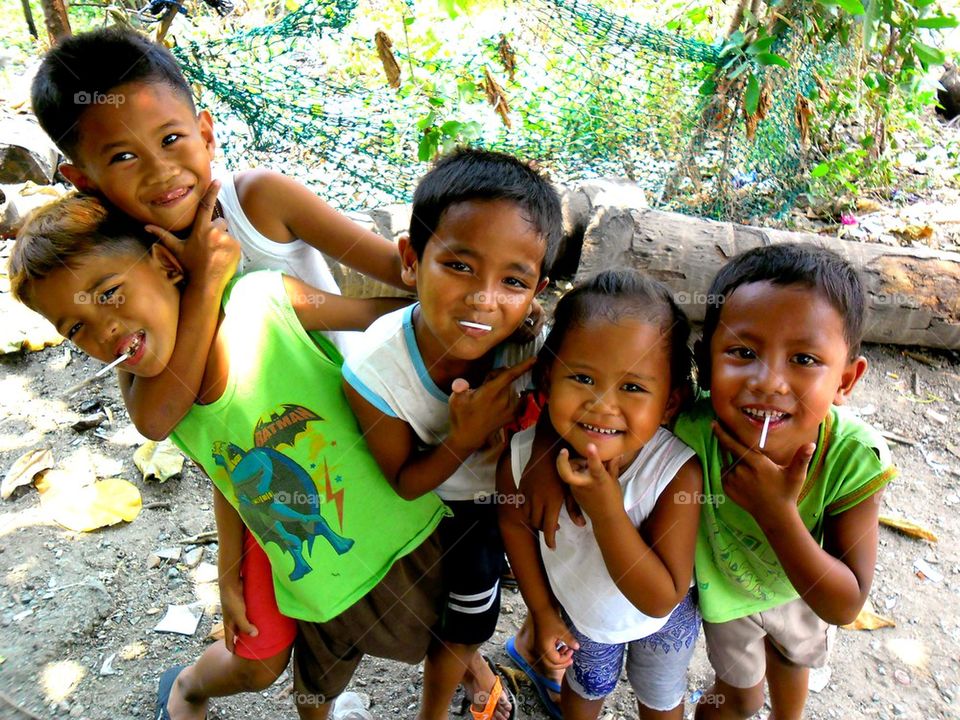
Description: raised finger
192,179,221,233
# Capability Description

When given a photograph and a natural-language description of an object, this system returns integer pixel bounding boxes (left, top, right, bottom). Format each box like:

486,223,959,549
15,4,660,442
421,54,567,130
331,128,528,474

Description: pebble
878,665,887,676
894,669,910,685
167,568,179,579
872,693,881,702
893,703,907,716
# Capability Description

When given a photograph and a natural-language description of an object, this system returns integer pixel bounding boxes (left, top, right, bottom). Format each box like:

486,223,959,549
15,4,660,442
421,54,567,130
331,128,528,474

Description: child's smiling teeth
580,422,621,435
743,407,787,420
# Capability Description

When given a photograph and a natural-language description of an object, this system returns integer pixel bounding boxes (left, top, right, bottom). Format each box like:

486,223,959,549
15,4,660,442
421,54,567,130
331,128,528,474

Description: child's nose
467,282,499,312
748,361,789,395
143,152,178,182
585,388,617,413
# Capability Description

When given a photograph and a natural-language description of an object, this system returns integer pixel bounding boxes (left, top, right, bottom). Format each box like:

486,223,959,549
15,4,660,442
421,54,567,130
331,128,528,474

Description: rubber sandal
156,665,187,720
465,656,517,720
505,636,561,720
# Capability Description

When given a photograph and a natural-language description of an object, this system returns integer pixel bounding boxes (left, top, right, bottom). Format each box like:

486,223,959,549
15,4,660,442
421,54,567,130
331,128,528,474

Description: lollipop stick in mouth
459,320,492,331
758,415,771,450
63,350,131,397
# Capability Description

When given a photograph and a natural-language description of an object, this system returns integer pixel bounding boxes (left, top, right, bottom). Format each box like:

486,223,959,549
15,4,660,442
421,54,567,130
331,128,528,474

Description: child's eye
161,133,181,146
445,261,471,273
727,347,756,360
503,277,530,290
67,322,82,340
792,353,820,366
569,374,594,385
621,382,647,393
109,151,135,164
98,285,121,304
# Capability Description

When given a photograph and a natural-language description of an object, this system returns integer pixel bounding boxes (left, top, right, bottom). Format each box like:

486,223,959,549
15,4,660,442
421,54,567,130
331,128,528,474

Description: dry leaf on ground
133,439,184,482
879,515,938,542
1,447,53,499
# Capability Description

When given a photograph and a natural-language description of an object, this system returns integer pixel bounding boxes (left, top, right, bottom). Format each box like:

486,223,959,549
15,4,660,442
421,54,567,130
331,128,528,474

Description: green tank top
171,271,448,622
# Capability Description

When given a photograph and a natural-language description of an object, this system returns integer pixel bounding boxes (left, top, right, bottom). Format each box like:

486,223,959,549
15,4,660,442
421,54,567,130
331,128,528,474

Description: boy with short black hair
31,26,406,440
343,148,562,720
10,194,448,720
677,243,896,719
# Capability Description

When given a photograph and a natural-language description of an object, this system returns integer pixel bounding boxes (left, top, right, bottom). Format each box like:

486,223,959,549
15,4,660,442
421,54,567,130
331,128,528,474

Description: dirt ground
1,274,959,720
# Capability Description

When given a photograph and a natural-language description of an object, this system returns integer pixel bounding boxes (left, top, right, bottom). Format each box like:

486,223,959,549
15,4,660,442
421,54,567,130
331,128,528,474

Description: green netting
172,0,840,220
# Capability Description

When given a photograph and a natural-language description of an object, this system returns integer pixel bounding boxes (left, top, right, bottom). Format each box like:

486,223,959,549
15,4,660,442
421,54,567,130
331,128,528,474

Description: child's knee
239,649,290,691
708,681,764,718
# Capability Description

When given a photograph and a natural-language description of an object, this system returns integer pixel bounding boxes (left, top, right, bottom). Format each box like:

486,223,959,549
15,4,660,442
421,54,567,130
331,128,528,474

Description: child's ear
834,355,868,405
397,234,418,289
662,387,684,424
197,110,216,157
59,163,96,193
150,243,186,285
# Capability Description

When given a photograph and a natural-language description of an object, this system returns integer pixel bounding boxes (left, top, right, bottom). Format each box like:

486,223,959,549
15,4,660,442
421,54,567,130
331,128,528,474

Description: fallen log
577,206,960,349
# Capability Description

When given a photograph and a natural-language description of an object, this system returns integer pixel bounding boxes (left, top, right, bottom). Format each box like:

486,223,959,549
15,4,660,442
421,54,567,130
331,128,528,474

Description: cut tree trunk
577,206,960,349
39,0,70,43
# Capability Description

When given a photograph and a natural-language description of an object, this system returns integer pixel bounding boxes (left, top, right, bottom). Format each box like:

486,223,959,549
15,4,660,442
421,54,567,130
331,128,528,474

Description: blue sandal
505,636,561,720
156,664,206,720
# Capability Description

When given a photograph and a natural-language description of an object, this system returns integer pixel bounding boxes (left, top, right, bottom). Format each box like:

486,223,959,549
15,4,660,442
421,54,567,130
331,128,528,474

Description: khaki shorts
702,597,833,689
293,531,443,704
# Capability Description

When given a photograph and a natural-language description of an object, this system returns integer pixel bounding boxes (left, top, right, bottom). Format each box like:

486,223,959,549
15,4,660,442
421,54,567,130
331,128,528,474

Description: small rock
892,703,907,716
167,568,179,579
78,399,102,414
894,669,910,685
182,547,203,568
147,555,161,569
71,413,106,432
926,409,949,425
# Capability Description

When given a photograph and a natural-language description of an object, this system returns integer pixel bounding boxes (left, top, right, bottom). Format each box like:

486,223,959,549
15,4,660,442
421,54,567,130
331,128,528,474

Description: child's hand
145,180,240,291
447,357,537,454
219,576,258,654
556,444,623,521
532,611,578,671
712,421,815,523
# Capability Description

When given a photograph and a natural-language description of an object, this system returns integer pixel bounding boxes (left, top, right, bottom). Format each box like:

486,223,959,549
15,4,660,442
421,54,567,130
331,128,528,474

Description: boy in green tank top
10,194,449,720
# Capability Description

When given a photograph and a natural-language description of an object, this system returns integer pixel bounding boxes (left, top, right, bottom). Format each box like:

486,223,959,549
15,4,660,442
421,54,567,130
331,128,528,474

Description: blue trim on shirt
342,364,399,418
402,304,449,402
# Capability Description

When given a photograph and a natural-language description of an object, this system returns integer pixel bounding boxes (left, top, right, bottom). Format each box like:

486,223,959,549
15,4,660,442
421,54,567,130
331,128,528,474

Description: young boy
30,26,407,441
676,243,895,719
342,148,562,720
10,194,449,720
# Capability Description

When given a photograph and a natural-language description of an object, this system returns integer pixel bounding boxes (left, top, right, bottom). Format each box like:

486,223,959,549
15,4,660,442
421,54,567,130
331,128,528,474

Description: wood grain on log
578,207,960,349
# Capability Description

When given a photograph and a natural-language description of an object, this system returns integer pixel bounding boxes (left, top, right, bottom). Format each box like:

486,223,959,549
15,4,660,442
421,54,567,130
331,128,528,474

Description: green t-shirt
171,271,448,622
674,397,896,623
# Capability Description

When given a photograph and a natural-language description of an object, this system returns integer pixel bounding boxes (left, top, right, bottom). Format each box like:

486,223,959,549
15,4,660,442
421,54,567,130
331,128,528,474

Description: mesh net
173,0,840,220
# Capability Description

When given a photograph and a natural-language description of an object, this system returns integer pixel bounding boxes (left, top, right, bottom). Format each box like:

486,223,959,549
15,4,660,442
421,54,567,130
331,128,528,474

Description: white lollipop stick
459,320,492,331
64,352,131,397
758,415,771,449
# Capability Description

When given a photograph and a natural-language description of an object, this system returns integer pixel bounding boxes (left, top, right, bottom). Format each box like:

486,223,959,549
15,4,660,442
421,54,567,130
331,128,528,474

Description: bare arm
120,182,239,440
213,485,257,650
497,451,577,670
236,170,404,289
343,358,535,500
518,413,584,549
714,421,881,624
342,382,477,500
559,448,702,617
285,275,410,332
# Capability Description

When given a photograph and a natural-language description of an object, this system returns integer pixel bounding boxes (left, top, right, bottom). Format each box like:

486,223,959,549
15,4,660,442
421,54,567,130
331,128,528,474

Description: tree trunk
577,205,960,349
39,0,70,43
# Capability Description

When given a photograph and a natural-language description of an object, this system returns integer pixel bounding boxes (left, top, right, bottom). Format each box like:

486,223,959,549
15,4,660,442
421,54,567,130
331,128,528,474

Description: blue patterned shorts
563,588,701,711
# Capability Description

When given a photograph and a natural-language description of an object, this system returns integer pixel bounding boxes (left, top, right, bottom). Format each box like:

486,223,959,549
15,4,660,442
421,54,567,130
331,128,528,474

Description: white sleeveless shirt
510,425,695,643
216,170,354,354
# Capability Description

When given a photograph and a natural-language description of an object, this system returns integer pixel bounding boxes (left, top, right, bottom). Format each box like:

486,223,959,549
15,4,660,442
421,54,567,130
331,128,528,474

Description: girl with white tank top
498,270,704,720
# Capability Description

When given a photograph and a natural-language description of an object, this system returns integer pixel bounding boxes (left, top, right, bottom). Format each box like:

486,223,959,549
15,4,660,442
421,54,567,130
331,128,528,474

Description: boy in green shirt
675,243,896,719
10,195,448,720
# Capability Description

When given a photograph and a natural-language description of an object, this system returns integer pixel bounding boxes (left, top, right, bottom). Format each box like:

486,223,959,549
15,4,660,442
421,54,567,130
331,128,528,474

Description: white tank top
510,425,695,643
216,170,355,354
